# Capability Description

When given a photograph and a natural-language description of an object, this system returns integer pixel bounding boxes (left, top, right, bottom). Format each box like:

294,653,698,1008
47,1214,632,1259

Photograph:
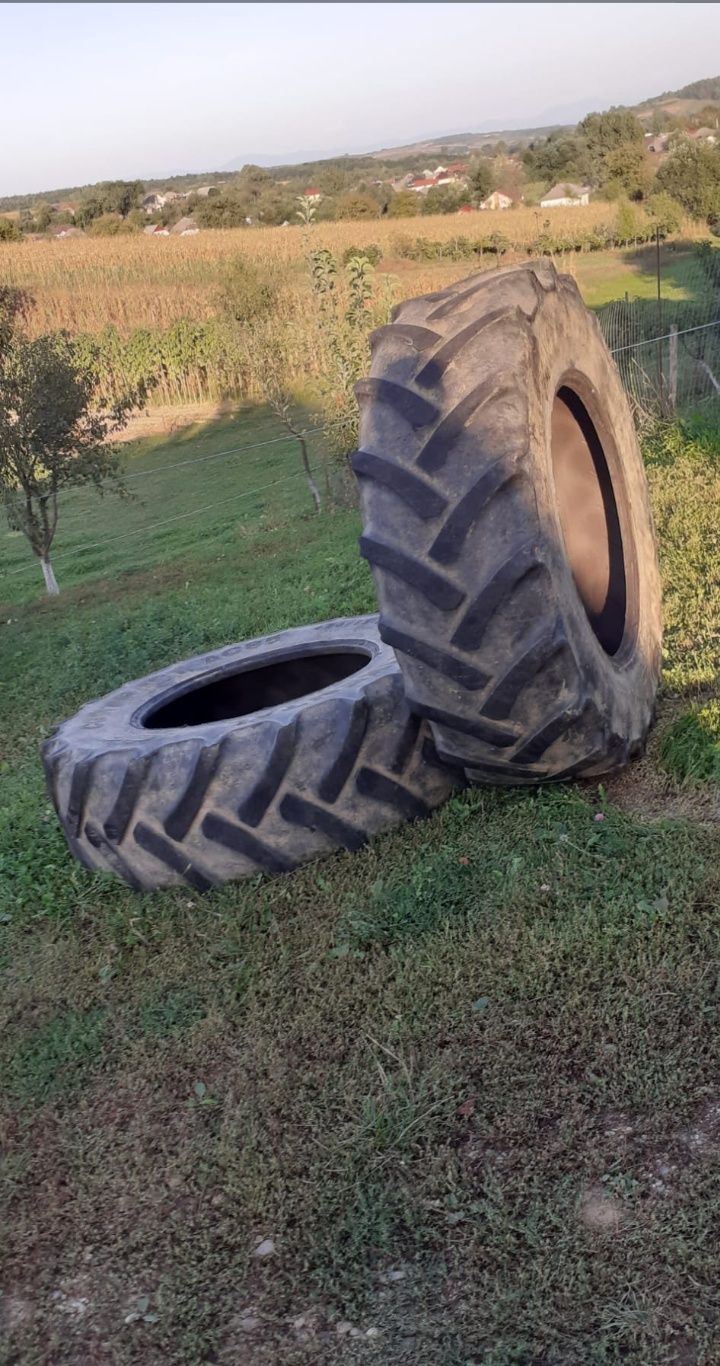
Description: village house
170,216,199,236
540,182,591,207
480,190,514,210
302,188,322,202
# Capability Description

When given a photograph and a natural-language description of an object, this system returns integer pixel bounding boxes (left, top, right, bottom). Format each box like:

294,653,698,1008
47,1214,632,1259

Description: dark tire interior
143,650,371,728
550,386,627,656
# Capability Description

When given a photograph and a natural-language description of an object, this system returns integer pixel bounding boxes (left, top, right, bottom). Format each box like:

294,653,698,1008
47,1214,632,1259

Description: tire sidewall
529,275,662,726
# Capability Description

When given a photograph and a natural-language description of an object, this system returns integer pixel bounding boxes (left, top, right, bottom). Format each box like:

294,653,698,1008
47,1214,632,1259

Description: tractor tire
42,616,459,892
353,260,662,785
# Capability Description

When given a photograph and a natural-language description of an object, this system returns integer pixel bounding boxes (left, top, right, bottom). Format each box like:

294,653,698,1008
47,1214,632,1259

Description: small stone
366,1326,380,1338
384,1269,405,1282
239,1315,261,1333
349,1327,363,1338
293,1315,307,1330
253,1238,275,1258
336,1321,354,1336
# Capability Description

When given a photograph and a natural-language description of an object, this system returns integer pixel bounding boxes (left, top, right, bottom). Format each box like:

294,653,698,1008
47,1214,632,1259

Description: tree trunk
40,555,59,595
297,434,322,514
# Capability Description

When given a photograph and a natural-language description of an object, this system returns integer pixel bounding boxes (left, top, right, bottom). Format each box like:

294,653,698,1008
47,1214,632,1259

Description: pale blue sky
2,2,719,195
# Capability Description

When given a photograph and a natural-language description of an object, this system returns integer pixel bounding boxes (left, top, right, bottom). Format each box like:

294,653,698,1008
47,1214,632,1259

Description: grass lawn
2,409,720,1364
0,405,333,608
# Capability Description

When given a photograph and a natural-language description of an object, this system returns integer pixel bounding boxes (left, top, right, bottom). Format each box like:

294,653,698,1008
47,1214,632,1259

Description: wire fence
598,238,720,420
3,238,720,601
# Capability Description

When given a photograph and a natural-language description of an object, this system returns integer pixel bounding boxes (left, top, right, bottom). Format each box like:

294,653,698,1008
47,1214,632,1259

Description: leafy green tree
578,108,645,181
98,180,144,217
421,185,469,215
523,134,591,184
34,203,54,232
387,190,419,218
317,167,354,196
333,193,380,220
601,142,648,198
467,159,494,201
656,140,720,219
236,165,272,204
0,217,21,242
644,191,684,235
195,193,248,228
87,214,137,236
0,324,150,594
614,197,639,244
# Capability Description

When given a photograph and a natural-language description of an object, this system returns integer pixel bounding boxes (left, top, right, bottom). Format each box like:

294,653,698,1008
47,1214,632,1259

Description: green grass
2,410,720,1364
660,700,720,786
575,243,707,308
0,403,332,607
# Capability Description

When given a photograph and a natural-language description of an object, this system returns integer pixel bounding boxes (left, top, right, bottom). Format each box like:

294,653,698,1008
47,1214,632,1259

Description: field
2,400,720,1362
0,204,707,336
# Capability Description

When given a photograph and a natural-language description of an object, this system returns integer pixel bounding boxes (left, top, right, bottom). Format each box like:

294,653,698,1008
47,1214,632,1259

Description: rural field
2,389,720,1361
0,204,708,335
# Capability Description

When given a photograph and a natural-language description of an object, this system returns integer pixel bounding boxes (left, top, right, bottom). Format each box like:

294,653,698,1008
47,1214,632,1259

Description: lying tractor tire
353,260,662,785
42,616,459,892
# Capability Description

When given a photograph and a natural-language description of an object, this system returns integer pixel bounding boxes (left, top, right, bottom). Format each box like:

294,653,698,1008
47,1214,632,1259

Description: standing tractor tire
42,617,459,892
353,260,662,785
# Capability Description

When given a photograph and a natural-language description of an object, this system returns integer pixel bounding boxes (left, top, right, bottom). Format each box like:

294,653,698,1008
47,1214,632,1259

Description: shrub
342,243,383,266
217,256,278,324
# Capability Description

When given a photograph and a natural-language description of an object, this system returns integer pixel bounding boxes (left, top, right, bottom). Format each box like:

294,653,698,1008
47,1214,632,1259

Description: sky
2,1,720,196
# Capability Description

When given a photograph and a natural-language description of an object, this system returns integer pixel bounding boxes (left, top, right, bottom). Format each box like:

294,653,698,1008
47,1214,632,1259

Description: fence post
655,227,665,414
668,325,678,411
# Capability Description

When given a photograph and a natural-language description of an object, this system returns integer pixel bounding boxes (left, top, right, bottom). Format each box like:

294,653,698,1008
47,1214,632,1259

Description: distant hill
638,75,720,107
2,73,719,212
367,124,567,163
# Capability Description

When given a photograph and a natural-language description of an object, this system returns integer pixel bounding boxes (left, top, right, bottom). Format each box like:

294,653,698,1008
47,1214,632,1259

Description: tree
467,159,494,202
0,323,150,594
421,184,469,215
601,141,648,199
387,190,419,218
614,197,639,245
87,213,137,236
578,108,645,181
656,140,720,220
236,165,272,204
644,191,684,235
333,193,380,220
97,179,144,217
523,133,591,184
0,217,21,242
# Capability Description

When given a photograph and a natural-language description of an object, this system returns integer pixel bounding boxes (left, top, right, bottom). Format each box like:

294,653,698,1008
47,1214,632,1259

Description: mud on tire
42,616,459,891
353,260,662,785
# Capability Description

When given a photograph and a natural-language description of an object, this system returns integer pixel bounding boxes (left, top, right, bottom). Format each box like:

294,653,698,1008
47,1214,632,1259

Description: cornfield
0,204,709,407
0,204,633,335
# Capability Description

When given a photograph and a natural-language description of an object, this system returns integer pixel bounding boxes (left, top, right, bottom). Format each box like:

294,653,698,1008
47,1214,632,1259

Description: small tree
0,217,21,242
468,159,494,203
387,190,419,218
0,324,150,594
614,196,639,245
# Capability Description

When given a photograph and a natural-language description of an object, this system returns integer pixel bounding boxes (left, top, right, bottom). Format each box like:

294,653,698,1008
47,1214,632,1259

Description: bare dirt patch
579,1185,625,1232
114,401,237,443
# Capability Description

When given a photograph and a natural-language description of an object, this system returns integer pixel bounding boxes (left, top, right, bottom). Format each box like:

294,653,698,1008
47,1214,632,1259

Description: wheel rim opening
550,385,627,656
142,649,371,728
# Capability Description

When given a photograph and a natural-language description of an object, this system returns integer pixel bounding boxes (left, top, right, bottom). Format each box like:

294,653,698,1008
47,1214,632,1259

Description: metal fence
597,238,720,420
